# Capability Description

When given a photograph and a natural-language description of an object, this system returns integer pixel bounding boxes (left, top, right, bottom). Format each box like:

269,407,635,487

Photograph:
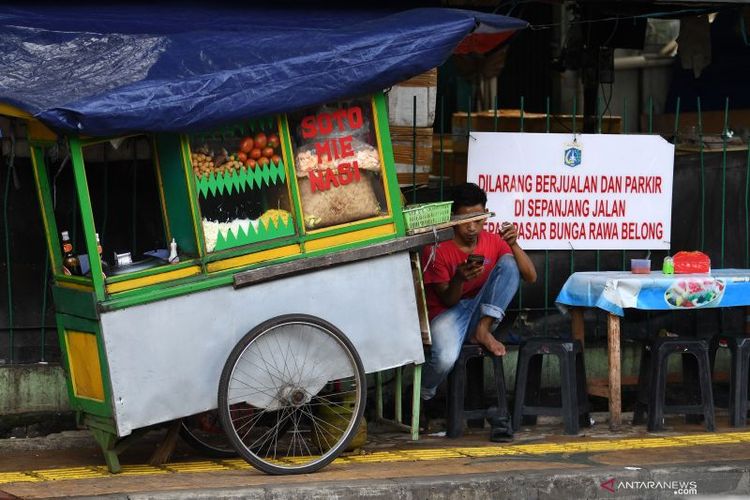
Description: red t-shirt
421,231,512,320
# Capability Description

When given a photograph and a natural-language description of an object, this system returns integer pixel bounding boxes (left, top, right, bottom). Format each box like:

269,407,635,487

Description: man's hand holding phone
455,254,484,282
500,222,518,246
467,254,484,266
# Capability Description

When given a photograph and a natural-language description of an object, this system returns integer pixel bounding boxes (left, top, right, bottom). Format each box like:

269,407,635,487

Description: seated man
420,182,537,405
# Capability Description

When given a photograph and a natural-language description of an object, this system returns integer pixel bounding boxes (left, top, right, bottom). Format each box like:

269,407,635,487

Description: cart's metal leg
411,364,422,441
395,367,403,424
376,371,384,420
374,364,422,440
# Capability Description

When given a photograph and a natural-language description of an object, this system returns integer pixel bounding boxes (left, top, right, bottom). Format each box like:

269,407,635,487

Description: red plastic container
673,251,711,274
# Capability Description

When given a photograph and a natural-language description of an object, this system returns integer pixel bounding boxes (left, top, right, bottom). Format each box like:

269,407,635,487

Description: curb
62,462,750,500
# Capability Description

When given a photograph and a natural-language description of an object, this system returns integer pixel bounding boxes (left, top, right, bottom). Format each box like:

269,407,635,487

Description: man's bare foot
469,317,506,356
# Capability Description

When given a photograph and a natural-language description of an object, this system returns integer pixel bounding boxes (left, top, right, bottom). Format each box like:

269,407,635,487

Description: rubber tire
218,313,366,475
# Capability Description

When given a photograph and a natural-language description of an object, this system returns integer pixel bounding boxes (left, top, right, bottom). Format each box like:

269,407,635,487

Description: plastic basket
402,201,453,231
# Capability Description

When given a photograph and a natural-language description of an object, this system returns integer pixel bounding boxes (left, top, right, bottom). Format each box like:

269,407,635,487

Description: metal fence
1,93,748,364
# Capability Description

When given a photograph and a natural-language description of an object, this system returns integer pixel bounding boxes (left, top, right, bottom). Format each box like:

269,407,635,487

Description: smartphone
467,254,484,266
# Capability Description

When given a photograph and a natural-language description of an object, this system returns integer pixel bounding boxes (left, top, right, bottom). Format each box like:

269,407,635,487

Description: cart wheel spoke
218,314,365,475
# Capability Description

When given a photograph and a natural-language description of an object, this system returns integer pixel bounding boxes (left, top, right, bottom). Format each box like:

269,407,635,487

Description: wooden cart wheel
218,314,366,475
179,411,237,458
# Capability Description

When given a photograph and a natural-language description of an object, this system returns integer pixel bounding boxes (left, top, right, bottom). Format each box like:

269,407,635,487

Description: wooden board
233,228,453,289
391,126,433,166
396,68,437,87
397,172,430,186
451,110,623,153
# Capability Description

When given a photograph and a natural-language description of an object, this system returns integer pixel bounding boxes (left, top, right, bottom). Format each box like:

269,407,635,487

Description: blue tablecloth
555,269,750,316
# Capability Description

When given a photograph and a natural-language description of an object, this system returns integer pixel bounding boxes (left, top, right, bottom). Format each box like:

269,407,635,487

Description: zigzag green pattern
214,216,295,251
195,160,286,199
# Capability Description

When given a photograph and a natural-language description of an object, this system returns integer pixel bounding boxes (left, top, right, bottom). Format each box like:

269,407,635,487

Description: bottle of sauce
168,238,180,264
61,230,81,275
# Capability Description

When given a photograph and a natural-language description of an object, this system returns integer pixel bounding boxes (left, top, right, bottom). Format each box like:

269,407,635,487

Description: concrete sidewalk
1,414,750,499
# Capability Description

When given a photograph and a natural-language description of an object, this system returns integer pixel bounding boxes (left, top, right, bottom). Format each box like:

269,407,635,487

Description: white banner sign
467,132,674,250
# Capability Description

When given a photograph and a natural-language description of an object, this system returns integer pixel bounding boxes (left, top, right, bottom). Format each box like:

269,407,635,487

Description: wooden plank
589,372,718,400
587,380,610,399
395,68,437,87
588,375,638,399
233,228,453,289
406,212,492,235
607,313,622,430
410,252,431,345
397,172,430,186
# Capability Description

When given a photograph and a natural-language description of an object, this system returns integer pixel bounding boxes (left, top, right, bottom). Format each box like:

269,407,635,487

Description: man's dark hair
451,182,487,212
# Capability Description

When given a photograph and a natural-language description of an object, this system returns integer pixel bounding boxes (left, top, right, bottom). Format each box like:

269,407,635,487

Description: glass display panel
189,120,294,253
81,135,168,276
287,97,389,231
44,145,89,278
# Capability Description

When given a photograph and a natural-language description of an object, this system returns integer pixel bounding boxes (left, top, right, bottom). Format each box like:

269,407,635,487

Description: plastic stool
446,344,509,438
512,338,589,435
633,337,715,432
709,333,750,427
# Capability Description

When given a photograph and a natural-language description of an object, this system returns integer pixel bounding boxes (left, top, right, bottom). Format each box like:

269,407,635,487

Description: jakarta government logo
563,143,582,168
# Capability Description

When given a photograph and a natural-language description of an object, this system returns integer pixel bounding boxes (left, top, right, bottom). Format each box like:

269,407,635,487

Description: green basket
402,201,453,231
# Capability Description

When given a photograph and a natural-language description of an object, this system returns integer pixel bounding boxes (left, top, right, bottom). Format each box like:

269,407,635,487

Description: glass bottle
61,230,81,275
96,233,109,276
662,256,674,275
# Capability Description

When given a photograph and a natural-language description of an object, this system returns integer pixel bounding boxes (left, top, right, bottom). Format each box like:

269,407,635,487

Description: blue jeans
421,254,520,400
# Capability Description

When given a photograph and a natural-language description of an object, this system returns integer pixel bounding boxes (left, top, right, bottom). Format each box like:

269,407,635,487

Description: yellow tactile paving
345,451,410,463
218,459,253,469
2,431,750,485
672,434,744,444
0,472,40,483
398,449,465,460
720,432,750,441
162,461,231,473
510,443,572,454
33,466,105,481
453,446,524,457
92,465,169,476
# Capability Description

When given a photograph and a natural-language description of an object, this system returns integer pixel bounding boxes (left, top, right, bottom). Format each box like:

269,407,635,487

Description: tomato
271,154,281,165
249,148,262,160
239,137,254,154
245,158,257,169
257,156,270,167
254,132,268,149
262,147,274,158
237,151,247,162
267,133,280,149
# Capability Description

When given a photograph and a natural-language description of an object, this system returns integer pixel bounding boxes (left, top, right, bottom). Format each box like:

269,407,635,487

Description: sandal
489,416,514,442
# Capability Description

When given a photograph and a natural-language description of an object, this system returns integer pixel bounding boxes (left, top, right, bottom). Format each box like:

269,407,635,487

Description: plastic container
630,258,651,274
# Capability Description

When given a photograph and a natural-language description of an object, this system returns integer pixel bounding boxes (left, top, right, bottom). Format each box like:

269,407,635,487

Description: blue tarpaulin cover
0,5,526,136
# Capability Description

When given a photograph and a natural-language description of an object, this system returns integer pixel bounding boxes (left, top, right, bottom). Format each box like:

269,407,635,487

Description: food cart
0,5,526,475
